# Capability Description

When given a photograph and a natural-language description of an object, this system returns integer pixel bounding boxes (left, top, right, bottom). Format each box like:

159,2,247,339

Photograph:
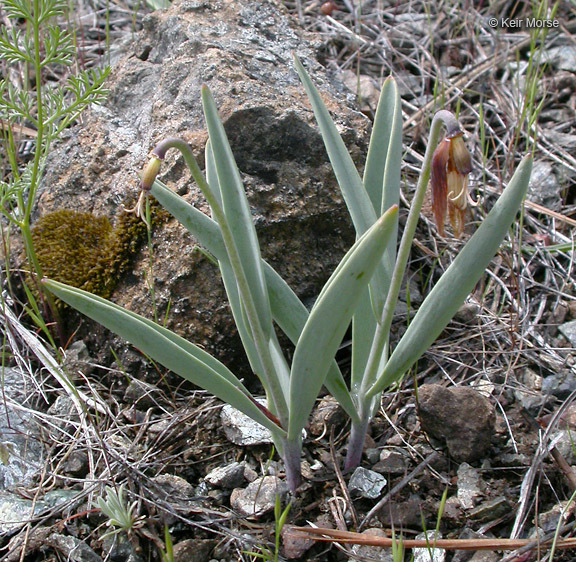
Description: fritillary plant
44,56,532,492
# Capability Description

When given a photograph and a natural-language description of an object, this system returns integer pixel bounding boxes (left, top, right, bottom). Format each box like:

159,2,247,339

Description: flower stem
359,112,450,401
344,111,462,470
141,138,290,427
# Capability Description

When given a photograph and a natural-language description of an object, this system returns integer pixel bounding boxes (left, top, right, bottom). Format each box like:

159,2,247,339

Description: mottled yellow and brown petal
430,131,472,237
430,138,450,236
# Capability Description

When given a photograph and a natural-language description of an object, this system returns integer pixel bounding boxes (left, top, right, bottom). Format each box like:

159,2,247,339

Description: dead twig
287,525,576,551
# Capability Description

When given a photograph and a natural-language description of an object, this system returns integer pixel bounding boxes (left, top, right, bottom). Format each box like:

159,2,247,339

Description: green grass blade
201,85,273,336
368,155,533,396
293,55,377,235
43,279,286,437
288,205,398,439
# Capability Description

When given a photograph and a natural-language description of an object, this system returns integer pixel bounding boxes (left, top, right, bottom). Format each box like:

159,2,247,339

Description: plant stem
17,0,61,334
345,111,459,469
365,111,456,397
344,407,371,470
280,435,302,492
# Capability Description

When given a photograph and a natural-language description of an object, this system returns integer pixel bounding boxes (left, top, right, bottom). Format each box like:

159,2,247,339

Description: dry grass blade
287,525,576,551
0,119,38,138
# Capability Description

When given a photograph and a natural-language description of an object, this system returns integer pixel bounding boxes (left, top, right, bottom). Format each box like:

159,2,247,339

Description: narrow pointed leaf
353,78,402,380
293,55,377,234
201,85,273,337
288,205,398,439
368,155,533,396
295,55,392,318
363,77,402,218
43,279,286,437
264,262,358,422
204,143,267,381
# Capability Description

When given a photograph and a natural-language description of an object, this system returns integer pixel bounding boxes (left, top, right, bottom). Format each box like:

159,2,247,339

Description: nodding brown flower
430,131,472,237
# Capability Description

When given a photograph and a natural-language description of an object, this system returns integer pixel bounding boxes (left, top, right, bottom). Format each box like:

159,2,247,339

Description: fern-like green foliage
0,0,109,331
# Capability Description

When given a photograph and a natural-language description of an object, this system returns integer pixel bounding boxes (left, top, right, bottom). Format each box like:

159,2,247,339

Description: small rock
545,129,576,151
546,45,576,72
60,450,89,477
528,160,562,211
230,476,289,517
348,528,395,562
497,452,531,467
47,533,102,562
348,467,387,499
47,395,81,437
153,474,195,498
309,397,345,436
205,462,246,489
454,302,480,324
468,496,510,521
468,553,500,562
413,531,445,562
172,539,216,562
282,527,315,560
221,403,273,446
282,518,327,560
549,430,576,463
101,535,143,562
62,340,95,378
441,496,463,522
373,449,407,475
470,379,495,398
365,447,381,464
243,464,259,482
541,370,576,400
123,379,161,409
341,70,380,112
0,367,44,488
559,320,576,347
0,489,76,534
539,403,576,429
513,368,547,412
417,384,495,462
378,496,423,528
537,500,575,533
457,463,482,510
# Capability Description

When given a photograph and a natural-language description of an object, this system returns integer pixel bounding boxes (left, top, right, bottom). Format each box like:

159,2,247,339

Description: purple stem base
282,438,302,493
344,416,371,470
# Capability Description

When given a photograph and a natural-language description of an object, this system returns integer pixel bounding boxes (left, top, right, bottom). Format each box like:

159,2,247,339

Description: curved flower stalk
294,55,532,470
44,85,398,492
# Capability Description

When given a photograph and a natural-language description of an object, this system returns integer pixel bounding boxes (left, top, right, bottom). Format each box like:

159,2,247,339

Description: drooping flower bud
430,131,472,237
139,155,162,191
